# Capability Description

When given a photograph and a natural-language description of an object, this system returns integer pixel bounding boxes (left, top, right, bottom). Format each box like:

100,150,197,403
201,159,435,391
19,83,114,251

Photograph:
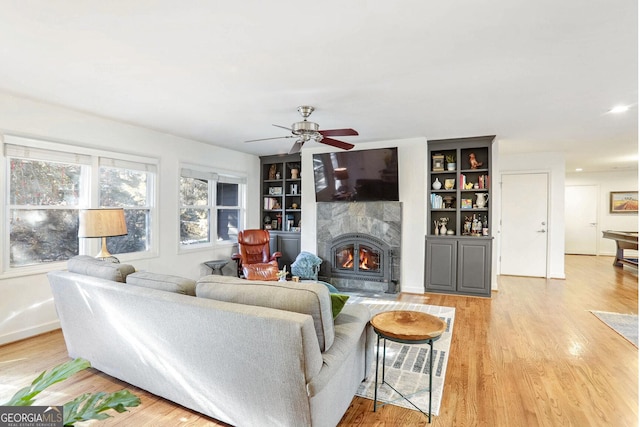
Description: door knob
537,229,546,233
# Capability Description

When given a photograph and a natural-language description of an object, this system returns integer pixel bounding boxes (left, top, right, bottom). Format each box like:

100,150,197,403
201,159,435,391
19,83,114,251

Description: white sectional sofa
47,256,374,427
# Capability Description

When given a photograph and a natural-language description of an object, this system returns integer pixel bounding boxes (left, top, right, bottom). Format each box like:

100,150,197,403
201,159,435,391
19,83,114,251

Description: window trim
2,134,159,276
178,164,246,252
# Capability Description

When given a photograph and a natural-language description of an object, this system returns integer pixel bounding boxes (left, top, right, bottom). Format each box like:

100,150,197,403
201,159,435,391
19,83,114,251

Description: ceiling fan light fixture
246,105,357,152
291,121,319,135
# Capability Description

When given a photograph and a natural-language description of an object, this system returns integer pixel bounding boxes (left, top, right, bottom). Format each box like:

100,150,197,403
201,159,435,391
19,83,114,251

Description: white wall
0,92,261,344
497,150,566,279
301,137,428,294
565,170,638,255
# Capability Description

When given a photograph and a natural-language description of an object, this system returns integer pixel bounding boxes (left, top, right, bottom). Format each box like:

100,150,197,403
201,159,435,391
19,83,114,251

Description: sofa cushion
67,255,135,283
126,271,196,295
196,275,335,351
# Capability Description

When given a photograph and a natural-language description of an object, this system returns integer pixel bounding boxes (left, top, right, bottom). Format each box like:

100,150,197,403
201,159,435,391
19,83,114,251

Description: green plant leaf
62,389,141,426
2,358,91,406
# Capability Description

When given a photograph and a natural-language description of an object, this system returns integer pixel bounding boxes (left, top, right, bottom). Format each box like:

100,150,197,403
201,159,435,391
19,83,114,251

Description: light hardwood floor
1,255,637,426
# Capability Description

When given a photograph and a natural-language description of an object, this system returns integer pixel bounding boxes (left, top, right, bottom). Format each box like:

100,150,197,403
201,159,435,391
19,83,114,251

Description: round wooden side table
370,310,447,423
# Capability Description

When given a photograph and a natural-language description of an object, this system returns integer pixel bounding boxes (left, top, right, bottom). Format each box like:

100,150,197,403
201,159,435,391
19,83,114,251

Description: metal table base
373,333,439,423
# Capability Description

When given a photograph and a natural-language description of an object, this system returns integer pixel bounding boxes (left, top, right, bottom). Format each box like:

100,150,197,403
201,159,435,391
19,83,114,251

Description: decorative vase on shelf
432,178,442,190
475,193,489,208
440,224,447,235
291,168,299,179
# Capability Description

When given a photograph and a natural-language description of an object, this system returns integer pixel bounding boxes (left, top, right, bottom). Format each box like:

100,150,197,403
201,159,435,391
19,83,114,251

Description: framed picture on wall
610,191,638,213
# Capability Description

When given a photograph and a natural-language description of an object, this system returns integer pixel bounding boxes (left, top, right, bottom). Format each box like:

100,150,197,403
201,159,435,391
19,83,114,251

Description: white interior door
500,173,549,277
565,185,598,255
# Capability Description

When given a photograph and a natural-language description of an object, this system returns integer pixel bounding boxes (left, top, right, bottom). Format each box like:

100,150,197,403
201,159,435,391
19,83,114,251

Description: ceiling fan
245,106,358,154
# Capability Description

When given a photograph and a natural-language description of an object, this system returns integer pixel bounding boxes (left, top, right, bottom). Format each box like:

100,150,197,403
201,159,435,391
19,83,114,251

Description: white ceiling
0,1,637,172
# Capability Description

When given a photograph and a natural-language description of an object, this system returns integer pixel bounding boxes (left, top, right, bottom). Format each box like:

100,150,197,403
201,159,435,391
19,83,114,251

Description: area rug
590,310,638,347
347,297,455,415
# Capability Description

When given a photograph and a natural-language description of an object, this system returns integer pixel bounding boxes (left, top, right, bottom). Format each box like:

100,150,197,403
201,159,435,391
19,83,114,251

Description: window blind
4,143,92,165
100,157,157,173
181,168,219,181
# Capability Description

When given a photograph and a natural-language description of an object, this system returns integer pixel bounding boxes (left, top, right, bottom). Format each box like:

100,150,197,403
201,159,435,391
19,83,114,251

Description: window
180,166,245,248
216,181,241,241
7,151,89,267
99,158,155,255
4,136,157,272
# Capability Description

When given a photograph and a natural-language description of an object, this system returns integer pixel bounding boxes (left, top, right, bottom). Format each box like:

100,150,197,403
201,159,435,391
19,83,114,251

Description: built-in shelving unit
260,153,302,271
425,135,495,297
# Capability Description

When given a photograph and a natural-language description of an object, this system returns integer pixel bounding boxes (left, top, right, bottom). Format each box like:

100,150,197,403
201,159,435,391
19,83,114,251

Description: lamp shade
78,208,128,260
78,208,128,238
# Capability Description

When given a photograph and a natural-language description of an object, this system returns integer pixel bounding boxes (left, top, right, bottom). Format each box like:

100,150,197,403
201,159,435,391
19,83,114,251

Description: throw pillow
330,293,350,319
301,279,339,294
318,280,340,294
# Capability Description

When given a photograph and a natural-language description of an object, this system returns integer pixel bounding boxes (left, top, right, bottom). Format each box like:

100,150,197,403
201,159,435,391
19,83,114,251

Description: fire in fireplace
335,244,381,272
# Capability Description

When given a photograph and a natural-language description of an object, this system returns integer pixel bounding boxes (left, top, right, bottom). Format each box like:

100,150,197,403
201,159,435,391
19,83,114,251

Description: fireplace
317,201,401,294
331,233,390,282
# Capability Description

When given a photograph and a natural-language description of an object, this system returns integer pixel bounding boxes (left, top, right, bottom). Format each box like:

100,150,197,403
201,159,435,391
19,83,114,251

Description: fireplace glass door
335,243,381,273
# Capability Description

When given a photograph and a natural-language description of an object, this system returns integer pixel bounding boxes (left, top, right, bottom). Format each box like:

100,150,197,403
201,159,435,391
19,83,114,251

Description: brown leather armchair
231,230,282,280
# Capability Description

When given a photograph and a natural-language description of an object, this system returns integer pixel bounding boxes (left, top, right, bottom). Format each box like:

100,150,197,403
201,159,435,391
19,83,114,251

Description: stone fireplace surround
316,201,401,293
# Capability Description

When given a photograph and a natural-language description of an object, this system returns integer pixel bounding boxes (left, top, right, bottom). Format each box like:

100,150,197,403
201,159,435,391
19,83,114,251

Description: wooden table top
370,310,447,342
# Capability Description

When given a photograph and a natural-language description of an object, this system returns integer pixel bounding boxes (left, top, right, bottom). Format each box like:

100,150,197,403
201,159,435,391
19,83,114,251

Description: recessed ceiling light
609,105,629,113
575,168,583,172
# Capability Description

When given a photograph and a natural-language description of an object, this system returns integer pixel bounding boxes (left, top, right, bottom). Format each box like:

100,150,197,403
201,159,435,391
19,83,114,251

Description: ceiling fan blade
320,137,355,151
319,128,359,137
272,124,293,131
289,140,303,154
245,135,296,143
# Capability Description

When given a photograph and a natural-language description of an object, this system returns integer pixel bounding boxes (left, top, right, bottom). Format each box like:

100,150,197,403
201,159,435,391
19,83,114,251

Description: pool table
602,230,638,268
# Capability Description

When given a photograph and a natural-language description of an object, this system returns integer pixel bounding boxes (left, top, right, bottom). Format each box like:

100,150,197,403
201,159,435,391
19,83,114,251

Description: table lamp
78,208,128,261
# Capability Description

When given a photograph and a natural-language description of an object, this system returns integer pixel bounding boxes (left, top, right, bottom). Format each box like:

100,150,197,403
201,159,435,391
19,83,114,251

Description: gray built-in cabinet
425,136,494,297
260,153,302,272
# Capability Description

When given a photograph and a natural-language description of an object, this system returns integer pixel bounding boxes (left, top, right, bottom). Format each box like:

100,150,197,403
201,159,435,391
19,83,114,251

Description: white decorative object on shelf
476,193,489,208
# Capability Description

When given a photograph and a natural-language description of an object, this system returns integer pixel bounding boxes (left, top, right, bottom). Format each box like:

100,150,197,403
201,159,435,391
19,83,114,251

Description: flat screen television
312,147,399,202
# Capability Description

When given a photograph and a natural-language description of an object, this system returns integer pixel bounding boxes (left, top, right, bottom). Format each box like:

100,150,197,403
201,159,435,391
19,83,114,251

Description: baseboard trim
0,320,61,346
401,284,424,294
